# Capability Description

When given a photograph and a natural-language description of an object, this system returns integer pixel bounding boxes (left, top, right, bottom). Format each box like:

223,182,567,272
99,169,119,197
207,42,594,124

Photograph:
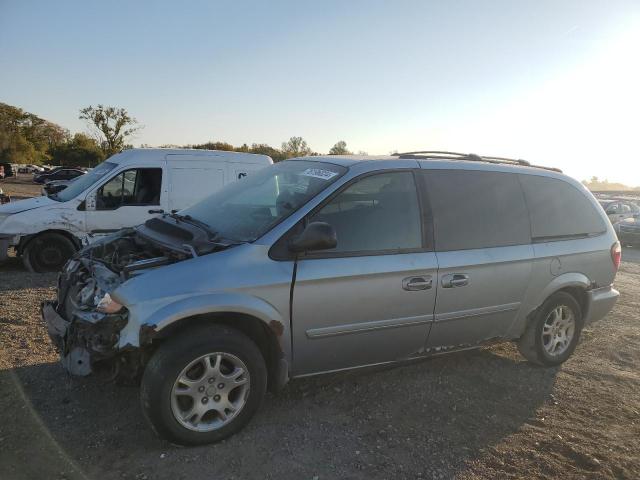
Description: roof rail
393,151,562,173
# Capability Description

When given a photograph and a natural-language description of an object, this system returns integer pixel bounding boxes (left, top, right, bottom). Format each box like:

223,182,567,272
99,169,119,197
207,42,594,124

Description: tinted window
423,170,530,251
519,174,606,240
310,171,422,253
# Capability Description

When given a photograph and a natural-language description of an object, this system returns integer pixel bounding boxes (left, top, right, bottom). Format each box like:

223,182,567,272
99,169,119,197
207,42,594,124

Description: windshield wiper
169,213,219,240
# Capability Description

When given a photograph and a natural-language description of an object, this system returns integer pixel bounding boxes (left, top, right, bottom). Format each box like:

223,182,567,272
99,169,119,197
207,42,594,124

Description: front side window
96,168,162,210
424,170,530,251
309,171,422,254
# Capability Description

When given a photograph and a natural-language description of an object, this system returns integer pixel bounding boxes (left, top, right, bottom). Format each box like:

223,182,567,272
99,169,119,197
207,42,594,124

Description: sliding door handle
441,273,469,288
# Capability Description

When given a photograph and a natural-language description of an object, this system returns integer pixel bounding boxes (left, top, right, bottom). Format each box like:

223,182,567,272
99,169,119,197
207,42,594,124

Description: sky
1,0,639,185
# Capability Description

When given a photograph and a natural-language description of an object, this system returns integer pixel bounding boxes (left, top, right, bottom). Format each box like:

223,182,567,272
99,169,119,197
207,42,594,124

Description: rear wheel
22,232,77,273
518,291,583,366
140,325,267,445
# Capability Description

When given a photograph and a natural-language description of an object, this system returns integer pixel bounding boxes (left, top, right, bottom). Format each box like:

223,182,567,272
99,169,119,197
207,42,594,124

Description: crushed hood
0,195,56,214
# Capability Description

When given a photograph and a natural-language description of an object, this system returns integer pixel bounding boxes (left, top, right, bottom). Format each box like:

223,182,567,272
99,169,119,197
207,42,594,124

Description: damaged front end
42,227,189,377
43,253,135,376
42,215,238,377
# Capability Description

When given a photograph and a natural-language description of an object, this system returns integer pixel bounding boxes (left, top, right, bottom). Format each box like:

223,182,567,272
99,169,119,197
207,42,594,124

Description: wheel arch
520,272,591,335
145,311,288,392
17,229,82,256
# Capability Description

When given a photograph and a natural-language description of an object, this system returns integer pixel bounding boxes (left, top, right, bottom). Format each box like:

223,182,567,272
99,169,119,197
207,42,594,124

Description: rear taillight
611,241,622,271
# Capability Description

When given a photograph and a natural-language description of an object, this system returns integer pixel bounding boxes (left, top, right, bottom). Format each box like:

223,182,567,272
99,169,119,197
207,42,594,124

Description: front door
292,170,437,376
85,166,166,236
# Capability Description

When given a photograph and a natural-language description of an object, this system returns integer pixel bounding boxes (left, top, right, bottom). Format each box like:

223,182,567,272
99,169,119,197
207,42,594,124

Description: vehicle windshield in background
181,161,346,242
52,161,117,202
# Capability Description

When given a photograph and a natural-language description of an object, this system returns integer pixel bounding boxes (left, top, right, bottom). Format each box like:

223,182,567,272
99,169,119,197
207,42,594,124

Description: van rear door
228,161,268,182
166,155,225,212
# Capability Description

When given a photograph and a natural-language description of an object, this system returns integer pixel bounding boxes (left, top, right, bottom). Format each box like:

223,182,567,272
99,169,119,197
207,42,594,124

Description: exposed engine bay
42,214,238,377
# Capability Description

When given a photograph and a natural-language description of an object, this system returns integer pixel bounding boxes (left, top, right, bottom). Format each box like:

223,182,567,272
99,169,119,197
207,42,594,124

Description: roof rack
393,151,562,173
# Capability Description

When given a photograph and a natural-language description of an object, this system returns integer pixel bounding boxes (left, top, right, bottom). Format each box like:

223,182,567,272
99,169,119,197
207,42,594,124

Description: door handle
402,276,433,291
148,209,164,214
442,273,469,288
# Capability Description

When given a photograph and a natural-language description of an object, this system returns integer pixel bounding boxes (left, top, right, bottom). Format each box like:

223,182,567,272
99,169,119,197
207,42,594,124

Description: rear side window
423,170,530,251
519,174,606,241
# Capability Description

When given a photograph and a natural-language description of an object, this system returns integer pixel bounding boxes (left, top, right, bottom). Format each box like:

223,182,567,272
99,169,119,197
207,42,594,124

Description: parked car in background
16,164,45,174
614,215,640,246
599,199,640,224
3,163,15,177
41,151,620,445
33,167,85,184
0,148,272,269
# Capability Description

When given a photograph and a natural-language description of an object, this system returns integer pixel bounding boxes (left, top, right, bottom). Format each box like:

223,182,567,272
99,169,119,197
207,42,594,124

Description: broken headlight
96,293,124,314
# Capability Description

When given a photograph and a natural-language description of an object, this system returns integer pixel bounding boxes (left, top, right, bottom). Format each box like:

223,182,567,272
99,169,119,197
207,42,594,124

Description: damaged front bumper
42,300,128,376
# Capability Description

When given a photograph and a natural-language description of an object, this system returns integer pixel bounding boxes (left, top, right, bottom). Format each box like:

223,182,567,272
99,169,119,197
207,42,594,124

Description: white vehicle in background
0,149,272,271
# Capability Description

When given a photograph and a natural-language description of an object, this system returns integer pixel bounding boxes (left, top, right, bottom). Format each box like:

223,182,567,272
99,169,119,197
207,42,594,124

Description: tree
248,143,288,162
329,140,352,155
0,102,68,164
281,136,311,158
50,133,105,167
79,105,141,157
191,141,235,151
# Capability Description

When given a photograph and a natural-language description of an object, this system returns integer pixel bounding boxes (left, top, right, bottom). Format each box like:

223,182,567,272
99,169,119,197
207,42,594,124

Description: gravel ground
0,176,43,200
1,254,639,479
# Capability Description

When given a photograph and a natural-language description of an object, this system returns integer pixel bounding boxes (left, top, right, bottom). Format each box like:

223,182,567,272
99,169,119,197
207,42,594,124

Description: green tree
79,105,141,157
0,129,38,164
191,141,235,151
281,136,312,158
50,133,105,167
248,143,288,162
0,102,68,164
329,140,352,155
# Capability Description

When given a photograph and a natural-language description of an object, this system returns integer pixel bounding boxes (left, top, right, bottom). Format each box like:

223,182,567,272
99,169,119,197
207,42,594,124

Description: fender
0,199,86,242
534,272,590,309
510,271,591,338
117,291,287,350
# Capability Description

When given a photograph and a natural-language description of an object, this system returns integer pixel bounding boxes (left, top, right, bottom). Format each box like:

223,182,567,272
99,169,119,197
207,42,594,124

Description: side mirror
289,222,337,253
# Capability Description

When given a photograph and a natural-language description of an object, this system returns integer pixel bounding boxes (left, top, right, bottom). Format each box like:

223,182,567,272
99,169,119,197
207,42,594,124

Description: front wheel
140,325,267,445
518,291,583,366
22,232,77,273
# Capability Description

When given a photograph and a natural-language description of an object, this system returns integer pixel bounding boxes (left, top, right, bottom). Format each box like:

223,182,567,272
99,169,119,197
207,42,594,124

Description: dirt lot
0,252,638,480
0,175,43,200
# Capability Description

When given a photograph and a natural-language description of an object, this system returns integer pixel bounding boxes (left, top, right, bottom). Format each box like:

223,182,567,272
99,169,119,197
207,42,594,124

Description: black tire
518,291,583,366
140,324,267,446
22,232,77,273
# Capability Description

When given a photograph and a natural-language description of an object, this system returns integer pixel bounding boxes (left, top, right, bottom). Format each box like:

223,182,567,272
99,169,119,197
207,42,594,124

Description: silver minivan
42,152,621,445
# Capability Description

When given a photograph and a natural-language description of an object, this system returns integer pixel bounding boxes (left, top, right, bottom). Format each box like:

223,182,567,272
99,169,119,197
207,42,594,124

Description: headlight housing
96,293,124,313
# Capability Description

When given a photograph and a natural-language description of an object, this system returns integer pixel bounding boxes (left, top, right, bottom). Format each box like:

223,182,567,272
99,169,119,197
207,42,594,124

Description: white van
0,148,272,271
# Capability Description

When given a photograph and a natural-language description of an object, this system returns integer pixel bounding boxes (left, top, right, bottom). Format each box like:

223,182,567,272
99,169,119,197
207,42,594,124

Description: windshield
53,162,118,202
181,160,346,242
